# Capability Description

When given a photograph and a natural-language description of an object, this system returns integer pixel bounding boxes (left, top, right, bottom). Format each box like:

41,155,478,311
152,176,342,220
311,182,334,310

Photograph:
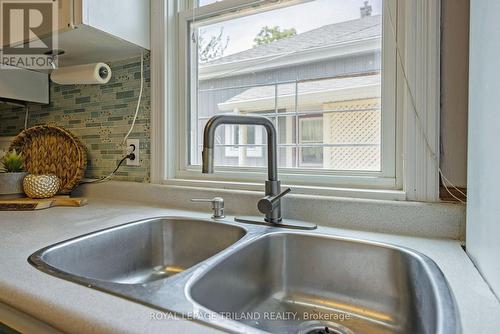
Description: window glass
198,0,224,7
190,0,383,171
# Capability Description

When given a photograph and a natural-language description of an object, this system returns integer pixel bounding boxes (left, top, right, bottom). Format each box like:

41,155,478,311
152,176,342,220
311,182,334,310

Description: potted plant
0,149,27,198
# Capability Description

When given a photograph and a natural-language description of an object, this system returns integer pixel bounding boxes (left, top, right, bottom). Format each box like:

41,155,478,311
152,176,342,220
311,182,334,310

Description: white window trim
150,0,440,202
397,0,441,202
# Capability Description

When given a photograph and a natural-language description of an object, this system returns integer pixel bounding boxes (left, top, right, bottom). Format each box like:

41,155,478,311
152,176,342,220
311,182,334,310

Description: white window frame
150,0,441,202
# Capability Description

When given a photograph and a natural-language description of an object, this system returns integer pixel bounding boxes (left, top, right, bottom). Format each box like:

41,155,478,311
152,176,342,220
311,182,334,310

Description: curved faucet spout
200,114,314,228
202,115,278,181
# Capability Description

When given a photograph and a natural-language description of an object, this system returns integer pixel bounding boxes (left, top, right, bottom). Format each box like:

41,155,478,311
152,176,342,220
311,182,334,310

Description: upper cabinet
4,0,150,67
58,0,150,66
79,0,150,50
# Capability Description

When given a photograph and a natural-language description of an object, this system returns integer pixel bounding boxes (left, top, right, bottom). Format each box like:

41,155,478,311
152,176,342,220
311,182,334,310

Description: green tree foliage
253,26,297,46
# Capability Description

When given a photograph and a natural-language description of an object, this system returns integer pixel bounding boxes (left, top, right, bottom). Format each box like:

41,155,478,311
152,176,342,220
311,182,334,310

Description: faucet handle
257,188,291,215
191,197,225,219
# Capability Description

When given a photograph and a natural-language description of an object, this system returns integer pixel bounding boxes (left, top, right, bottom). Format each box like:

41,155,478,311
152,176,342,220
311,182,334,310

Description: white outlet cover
126,139,140,166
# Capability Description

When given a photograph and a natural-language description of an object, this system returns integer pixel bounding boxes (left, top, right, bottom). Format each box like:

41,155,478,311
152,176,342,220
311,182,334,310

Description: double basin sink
29,217,460,334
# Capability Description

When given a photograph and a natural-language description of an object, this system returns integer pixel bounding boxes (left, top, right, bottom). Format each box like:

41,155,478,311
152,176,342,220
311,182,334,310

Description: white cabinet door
82,0,150,49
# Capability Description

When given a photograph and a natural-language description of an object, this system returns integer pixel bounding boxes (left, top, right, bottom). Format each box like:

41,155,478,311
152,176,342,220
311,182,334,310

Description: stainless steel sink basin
189,232,460,334
29,217,460,334
30,217,246,285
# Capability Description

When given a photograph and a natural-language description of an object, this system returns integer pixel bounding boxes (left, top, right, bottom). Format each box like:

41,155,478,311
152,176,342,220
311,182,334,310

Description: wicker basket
9,125,87,193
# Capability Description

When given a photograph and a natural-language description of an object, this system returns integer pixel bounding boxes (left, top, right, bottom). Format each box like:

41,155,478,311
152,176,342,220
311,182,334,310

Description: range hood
0,65,49,105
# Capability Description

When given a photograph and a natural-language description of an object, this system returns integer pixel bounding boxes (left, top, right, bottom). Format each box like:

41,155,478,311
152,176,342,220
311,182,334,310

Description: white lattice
324,146,380,170
325,110,380,144
323,98,381,170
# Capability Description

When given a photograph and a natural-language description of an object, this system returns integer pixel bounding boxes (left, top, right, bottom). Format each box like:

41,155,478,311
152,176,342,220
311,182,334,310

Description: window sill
161,178,406,201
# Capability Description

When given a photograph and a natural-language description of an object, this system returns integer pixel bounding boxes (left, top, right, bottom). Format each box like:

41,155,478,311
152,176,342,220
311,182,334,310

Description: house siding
196,51,382,168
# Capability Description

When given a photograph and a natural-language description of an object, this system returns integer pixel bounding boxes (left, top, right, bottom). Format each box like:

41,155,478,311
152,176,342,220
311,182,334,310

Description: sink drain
305,328,341,334
297,321,355,334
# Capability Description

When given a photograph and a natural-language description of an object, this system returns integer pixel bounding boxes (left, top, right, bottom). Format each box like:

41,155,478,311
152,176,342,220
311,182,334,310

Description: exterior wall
0,54,151,182
198,51,381,168
198,52,381,117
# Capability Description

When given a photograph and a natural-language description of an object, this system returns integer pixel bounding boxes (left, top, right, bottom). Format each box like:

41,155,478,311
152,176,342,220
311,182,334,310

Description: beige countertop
0,182,498,333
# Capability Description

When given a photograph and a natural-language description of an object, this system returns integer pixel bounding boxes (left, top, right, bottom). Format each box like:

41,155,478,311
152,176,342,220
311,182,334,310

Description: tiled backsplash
0,54,151,182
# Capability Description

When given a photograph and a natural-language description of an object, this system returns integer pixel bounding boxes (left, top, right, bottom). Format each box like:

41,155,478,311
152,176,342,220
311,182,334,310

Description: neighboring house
194,12,382,171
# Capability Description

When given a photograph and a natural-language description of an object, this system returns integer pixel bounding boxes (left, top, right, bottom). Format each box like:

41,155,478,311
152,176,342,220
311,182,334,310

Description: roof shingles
205,15,382,66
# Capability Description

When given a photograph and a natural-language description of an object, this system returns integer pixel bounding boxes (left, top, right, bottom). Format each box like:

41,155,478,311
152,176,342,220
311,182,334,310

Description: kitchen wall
0,53,151,182
467,0,500,299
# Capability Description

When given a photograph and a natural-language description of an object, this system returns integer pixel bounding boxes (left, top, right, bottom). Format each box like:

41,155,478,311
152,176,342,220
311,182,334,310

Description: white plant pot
0,172,27,198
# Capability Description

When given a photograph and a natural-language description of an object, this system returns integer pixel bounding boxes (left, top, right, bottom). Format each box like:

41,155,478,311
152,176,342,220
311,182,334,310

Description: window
224,125,239,157
299,117,323,167
184,0,391,185
223,123,264,160
154,0,441,200
198,0,224,6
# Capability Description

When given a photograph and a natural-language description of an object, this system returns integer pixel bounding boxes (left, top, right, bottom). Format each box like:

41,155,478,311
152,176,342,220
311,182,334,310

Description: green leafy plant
0,149,25,173
254,26,297,46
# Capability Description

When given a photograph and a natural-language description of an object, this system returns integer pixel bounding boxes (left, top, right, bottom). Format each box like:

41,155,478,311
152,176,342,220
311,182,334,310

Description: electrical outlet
126,139,140,166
